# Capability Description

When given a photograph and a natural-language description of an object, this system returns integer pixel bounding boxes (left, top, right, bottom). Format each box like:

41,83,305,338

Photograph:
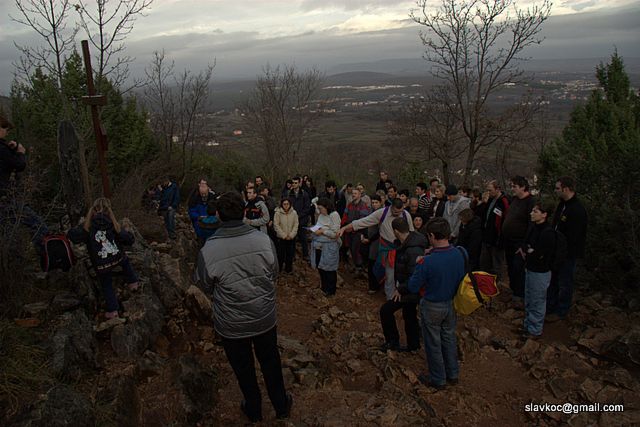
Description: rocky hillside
2,212,639,426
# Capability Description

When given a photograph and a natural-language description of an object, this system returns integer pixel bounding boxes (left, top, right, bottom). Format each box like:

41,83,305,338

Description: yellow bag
453,271,499,315
452,247,499,315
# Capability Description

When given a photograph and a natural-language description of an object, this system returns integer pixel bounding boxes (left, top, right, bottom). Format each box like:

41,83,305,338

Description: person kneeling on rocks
196,192,292,423
379,217,427,352
68,198,139,319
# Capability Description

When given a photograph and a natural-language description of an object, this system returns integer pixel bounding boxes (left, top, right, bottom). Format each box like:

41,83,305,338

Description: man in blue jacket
158,177,180,240
408,217,465,390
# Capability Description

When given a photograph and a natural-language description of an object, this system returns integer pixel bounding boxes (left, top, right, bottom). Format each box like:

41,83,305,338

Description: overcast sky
0,0,638,93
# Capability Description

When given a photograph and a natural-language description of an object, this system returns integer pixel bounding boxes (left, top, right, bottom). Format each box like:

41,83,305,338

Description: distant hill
325,71,398,86
327,57,640,84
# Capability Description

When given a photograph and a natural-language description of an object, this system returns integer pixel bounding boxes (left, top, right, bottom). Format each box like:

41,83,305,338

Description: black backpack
41,233,76,272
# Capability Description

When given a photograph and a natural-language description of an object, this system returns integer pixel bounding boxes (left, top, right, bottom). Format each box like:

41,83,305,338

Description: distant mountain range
326,57,640,80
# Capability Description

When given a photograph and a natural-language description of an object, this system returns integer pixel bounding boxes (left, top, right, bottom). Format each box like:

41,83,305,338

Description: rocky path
180,259,640,426
6,215,640,426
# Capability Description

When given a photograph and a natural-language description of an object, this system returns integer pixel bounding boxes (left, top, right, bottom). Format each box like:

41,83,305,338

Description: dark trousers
367,259,379,291
296,221,309,258
348,231,364,267
315,249,337,295
221,326,288,420
277,238,295,273
547,257,577,317
97,257,139,312
504,239,525,298
480,243,504,280
380,299,420,348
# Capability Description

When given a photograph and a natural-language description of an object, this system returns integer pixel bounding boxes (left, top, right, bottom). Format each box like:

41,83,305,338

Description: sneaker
367,289,378,295
276,392,293,420
447,378,459,386
379,341,400,352
240,401,262,423
127,282,140,291
105,310,119,319
417,373,446,390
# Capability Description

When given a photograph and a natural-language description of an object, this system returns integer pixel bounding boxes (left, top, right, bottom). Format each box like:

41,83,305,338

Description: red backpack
40,233,76,272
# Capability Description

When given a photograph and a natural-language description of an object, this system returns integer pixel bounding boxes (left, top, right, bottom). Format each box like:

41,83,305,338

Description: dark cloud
1,4,638,94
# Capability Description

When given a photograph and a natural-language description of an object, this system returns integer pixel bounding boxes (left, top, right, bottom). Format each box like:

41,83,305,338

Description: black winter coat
0,138,26,195
288,189,311,222
395,232,428,298
552,195,587,258
481,193,510,247
457,216,482,271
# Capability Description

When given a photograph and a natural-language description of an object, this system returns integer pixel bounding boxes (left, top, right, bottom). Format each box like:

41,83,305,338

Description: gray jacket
197,221,278,339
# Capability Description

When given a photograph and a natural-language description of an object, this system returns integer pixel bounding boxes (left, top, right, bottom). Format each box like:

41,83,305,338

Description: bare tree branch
410,0,551,183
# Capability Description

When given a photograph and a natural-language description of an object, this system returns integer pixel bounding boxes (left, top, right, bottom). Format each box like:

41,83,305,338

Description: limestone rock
11,385,95,427
111,293,165,360
176,355,217,424
184,285,213,323
48,309,97,379
97,375,141,427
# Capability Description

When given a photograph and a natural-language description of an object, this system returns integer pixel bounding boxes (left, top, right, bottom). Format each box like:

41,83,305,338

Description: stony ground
6,214,640,426
139,249,640,426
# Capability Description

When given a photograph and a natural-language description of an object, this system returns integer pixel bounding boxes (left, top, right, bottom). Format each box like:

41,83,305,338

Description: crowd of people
190,170,587,420
2,111,589,422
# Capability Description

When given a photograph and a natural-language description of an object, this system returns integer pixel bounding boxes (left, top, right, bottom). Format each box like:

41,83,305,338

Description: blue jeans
524,270,551,335
162,207,176,238
97,257,139,312
547,258,576,317
419,299,459,386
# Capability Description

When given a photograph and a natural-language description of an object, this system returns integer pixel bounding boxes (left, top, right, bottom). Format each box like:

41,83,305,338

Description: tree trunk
463,142,476,186
58,121,90,224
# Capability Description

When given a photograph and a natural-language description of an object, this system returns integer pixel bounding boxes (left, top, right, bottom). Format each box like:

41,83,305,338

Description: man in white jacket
339,198,414,300
442,185,471,243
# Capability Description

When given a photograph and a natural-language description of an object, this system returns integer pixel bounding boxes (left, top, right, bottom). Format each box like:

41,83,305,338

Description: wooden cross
80,40,111,198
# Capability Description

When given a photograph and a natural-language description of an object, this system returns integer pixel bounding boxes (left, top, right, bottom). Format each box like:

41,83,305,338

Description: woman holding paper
310,197,342,296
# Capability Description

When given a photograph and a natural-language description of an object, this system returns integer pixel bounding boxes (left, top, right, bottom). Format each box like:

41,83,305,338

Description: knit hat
445,185,458,196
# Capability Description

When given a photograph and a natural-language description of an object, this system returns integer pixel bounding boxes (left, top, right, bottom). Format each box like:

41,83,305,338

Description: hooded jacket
68,214,134,273
443,195,471,239
197,221,278,339
395,231,429,287
273,206,299,239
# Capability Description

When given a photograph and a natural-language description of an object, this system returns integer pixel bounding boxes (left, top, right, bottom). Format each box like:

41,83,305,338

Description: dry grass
0,320,53,420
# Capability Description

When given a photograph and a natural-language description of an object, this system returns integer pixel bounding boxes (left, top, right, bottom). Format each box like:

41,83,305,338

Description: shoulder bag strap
457,246,484,305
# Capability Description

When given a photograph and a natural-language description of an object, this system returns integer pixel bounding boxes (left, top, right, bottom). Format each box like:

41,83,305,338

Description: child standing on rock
68,198,139,319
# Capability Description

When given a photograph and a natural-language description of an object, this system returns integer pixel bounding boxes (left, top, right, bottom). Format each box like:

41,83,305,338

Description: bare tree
144,50,176,155
174,64,215,176
11,0,78,90
392,88,467,185
75,0,153,89
143,52,214,174
241,65,326,185
410,0,551,184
